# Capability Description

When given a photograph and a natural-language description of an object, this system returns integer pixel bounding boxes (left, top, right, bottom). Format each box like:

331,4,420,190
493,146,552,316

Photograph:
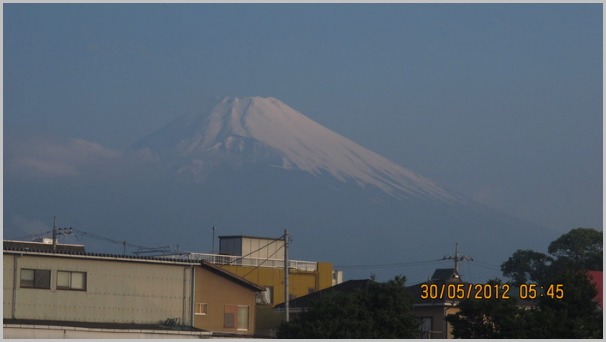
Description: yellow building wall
218,261,333,305
317,262,333,289
444,306,459,339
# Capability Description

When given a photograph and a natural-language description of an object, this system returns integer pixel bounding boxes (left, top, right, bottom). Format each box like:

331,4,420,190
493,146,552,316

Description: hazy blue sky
4,4,602,235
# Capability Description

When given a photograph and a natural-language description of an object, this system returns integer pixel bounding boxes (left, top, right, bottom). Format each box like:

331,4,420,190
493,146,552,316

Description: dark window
195,303,208,315
224,305,236,328
20,269,51,289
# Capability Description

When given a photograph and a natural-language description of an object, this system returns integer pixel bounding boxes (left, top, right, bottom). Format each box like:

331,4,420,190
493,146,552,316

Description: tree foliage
501,249,552,286
533,269,603,338
448,227,603,339
446,279,530,338
277,276,419,338
548,227,603,270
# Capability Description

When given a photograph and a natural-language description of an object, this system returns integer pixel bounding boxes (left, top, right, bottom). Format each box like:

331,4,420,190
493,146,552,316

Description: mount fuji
135,96,464,203
5,96,558,283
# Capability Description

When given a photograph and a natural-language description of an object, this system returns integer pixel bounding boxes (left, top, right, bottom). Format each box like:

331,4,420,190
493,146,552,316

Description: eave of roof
4,240,86,253
274,279,372,308
218,235,283,241
200,261,266,292
3,245,198,266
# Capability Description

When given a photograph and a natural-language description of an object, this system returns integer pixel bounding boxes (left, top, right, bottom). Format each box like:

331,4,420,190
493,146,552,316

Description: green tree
501,249,552,286
448,227,603,339
532,269,603,338
547,227,603,270
501,228,602,283
277,276,419,338
445,279,530,338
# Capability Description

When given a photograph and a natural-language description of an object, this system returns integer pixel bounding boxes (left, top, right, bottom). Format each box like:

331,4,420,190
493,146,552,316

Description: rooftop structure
165,235,319,272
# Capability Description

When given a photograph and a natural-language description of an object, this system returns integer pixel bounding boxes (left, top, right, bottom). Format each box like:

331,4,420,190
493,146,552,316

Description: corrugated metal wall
3,254,193,325
241,237,284,260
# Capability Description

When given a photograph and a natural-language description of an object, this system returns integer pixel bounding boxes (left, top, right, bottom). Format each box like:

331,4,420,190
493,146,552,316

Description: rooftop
4,239,86,254
274,279,372,309
165,252,318,272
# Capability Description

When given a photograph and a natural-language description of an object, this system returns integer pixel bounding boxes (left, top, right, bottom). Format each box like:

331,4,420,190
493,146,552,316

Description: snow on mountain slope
135,96,465,203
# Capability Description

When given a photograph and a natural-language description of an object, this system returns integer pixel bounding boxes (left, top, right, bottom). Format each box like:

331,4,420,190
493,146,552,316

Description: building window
195,303,208,315
224,305,236,328
237,305,249,330
57,271,87,291
420,317,433,339
20,269,51,289
224,304,249,331
256,286,273,304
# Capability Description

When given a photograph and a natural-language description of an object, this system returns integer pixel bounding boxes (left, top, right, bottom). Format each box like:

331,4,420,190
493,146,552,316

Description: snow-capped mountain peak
135,96,463,203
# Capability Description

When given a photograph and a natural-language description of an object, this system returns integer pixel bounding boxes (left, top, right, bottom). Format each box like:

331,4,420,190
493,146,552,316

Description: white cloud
5,135,125,180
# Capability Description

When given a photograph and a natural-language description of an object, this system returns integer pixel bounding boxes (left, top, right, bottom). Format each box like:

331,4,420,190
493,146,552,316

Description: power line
335,258,446,270
240,245,285,279
70,228,152,251
227,234,285,265
12,230,52,241
470,261,502,271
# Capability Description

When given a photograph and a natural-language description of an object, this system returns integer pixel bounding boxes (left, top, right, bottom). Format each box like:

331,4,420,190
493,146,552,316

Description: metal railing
168,252,318,272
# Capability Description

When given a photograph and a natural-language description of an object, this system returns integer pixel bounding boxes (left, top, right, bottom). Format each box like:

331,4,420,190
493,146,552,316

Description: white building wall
4,256,16,319
3,325,211,339
3,253,193,326
219,236,285,260
241,237,284,260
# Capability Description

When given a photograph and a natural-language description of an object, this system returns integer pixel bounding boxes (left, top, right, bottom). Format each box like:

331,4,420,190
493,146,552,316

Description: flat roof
4,244,197,266
4,240,86,253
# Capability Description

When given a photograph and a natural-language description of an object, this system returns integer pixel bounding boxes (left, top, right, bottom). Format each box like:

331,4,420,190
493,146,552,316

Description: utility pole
444,242,473,274
212,225,216,254
52,216,57,252
284,229,289,322
51,216,72,252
